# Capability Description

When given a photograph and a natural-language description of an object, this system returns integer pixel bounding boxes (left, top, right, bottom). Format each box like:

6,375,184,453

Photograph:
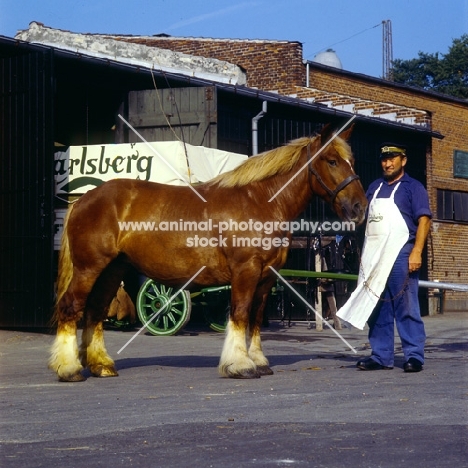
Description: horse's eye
328,159,337,167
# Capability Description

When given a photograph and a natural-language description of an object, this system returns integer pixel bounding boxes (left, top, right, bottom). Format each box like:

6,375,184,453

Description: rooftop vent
312,49,343,69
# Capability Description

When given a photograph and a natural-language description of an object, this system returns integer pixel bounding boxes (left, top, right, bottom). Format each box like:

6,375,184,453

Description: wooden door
126,87,217,148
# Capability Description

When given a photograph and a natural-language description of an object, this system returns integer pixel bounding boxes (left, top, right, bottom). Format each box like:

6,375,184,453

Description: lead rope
359,257,410,302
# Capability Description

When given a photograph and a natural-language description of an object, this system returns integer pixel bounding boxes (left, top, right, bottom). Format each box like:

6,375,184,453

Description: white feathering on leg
48,328,83,378
218,320,256,377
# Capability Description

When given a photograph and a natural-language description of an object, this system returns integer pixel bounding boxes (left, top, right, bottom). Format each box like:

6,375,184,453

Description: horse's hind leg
49,275,94,382
81,318,118,378
49,319,84,382
80,259,128,378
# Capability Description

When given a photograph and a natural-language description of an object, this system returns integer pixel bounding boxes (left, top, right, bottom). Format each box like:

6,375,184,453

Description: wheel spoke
170,312,183,319
151,283,162,295
137,279,191,336
166,312,177,326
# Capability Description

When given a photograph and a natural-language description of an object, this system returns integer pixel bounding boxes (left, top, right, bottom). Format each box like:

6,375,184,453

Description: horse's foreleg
248,280,275,376
219,319,259,379
248,328,272,375
219,270,261,379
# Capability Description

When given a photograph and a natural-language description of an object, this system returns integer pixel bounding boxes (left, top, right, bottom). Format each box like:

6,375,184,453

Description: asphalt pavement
0,312,467,467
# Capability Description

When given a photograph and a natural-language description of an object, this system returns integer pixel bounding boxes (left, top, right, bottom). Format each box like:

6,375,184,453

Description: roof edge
306,60,468,106
15,21,247,86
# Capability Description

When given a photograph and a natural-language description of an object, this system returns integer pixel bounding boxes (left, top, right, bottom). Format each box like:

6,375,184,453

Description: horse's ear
320,122,354,145
320,123,334,145
339,123,354,142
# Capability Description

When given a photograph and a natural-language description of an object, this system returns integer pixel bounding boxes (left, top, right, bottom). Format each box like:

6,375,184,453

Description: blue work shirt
366,173,432,242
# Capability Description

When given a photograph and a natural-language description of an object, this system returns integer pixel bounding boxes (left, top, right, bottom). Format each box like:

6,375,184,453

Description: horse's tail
51,203,75,325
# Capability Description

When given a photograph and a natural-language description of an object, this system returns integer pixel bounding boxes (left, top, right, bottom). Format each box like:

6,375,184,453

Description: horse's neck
259,163,313,221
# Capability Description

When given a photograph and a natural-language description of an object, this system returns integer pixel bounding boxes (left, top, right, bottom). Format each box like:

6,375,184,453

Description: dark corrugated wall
0,44,55,327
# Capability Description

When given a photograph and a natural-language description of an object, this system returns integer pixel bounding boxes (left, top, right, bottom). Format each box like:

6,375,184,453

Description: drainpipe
252,101,267,155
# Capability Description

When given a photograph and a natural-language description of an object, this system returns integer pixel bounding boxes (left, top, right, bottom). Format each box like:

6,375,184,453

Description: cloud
165,2,260,32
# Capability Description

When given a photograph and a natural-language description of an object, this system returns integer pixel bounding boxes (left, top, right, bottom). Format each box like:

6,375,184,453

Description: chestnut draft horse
49,124,367,382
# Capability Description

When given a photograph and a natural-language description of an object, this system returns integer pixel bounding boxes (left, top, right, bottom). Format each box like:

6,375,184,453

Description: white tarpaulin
53,141,247,249
54,141,247,195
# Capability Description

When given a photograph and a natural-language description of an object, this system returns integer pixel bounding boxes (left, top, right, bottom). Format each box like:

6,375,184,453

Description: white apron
337,181,409,329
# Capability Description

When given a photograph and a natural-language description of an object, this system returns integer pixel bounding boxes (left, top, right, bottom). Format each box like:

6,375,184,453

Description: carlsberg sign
54,141,247,195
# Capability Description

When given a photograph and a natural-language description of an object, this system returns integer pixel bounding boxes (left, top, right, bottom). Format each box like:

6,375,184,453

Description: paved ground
0,312,467,467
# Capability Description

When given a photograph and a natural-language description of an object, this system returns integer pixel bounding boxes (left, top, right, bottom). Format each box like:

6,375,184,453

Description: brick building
3,24,466,325
103,34,468,311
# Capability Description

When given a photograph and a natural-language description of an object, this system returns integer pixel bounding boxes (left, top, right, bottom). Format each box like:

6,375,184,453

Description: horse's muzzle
341,200,367,225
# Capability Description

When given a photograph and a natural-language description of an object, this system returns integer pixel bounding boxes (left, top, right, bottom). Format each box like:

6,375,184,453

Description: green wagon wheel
201,287,230,333
206,301,229,333
137,279,191,336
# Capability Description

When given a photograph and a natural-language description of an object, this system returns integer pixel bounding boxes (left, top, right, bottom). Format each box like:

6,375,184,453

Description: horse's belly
125,240,231,287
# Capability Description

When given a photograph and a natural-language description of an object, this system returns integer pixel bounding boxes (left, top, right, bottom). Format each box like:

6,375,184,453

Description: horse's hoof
58,372,86,382
256,365,274,376
229,368,261,379
90,365,119,378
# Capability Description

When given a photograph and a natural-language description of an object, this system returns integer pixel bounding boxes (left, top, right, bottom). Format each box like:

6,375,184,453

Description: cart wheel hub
153,297,168,310
136,279,192,336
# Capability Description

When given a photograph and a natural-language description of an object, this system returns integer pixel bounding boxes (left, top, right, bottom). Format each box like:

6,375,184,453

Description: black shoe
403,358,423,373
356,357,393,371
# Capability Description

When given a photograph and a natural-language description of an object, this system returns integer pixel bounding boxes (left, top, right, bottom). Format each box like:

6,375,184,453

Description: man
337,143,431,372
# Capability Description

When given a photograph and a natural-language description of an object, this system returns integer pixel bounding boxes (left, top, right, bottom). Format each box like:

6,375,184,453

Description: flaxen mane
209,134,353,189
208,136,315,188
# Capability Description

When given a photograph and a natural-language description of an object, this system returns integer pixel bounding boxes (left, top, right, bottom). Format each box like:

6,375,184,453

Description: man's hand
408,215,431,273
409,249,422,272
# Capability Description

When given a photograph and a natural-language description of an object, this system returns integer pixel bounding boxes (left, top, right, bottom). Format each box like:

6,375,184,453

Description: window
454,150,468,179
437,189,468,222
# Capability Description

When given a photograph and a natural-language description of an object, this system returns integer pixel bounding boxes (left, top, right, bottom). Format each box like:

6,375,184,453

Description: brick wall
307,65,468,309
108,36,304,91
112,35,468,309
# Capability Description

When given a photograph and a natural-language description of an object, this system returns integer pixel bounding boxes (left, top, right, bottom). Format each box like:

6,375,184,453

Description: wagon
136,279,231,335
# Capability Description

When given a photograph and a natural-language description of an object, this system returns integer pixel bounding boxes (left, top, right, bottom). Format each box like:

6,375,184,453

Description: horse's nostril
356,201,366,212
351,202,366,223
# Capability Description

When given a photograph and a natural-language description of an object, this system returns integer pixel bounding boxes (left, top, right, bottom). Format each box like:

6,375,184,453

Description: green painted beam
279,269,358,281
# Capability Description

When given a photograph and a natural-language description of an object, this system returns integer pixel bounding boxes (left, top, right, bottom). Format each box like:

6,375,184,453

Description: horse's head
308,124,367,225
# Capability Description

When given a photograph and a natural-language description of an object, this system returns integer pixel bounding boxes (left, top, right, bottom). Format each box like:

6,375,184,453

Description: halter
307,143,360,204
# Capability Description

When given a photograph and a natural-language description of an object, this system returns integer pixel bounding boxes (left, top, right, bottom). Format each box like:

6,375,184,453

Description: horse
49,124,367,381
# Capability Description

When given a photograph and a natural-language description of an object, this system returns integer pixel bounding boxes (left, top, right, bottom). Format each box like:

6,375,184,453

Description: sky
1,0,467,78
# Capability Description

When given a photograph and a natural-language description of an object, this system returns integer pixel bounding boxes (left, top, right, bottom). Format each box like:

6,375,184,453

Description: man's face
381,155,407,182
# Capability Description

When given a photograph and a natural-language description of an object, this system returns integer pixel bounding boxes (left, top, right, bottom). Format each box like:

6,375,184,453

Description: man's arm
409,215,431,272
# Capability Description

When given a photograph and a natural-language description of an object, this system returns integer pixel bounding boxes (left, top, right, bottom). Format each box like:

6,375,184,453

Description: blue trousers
367,243,426,367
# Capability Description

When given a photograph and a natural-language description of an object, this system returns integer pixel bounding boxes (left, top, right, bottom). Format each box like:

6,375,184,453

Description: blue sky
1,0,467,78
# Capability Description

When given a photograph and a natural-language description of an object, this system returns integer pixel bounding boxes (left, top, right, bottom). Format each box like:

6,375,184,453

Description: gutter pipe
252,101,267,155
